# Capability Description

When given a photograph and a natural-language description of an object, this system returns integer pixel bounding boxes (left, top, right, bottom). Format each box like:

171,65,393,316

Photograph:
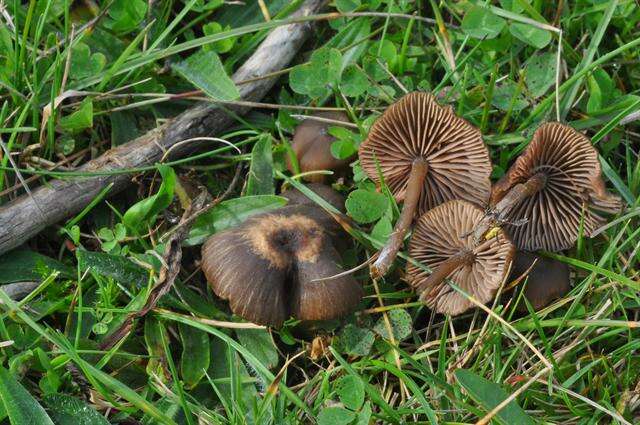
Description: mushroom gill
359,92,492,277
407,200,514,315
474,122,622,251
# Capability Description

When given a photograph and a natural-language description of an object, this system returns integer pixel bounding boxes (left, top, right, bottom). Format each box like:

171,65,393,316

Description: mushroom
474,122,622,251
201,205,362,326
281,182,346,213
508,251,571,311
286,111,353,182
359,92,492,278
406,200,514,315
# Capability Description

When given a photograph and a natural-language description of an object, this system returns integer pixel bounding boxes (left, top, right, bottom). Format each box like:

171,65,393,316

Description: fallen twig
0,0,324,255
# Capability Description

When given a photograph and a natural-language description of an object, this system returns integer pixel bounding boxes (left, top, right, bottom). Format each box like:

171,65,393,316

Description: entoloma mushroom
286,111,353,182
201,205,362,327
474,122,622,251
509,251,571,311
359,92,492,278
406,200,514,315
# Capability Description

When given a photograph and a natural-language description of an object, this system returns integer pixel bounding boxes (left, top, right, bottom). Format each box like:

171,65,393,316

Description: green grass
1,0,640,424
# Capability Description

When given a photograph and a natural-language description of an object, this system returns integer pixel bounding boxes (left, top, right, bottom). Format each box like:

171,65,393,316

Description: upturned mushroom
474,122,622,251
406,200,514,315
509,251,571,311
201,205,362,327
359,92,492,278
286,111,353,182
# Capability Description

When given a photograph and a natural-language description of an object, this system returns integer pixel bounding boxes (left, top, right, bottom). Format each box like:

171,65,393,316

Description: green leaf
336,375,365,411
337,324,375,356
110,111,138,146
69,43,106,81
509,23,552,48
0,250,73,283
189,0,224,13
335,0,361,13
43,394,109,425
341,65,368,97
173,50,240,101
105,0,147,34
59,98,93,133
455,369,536,425
290,48,343,98
76,249,149,288
525,52,556,98
235,329,278,369
179,323,210,388
203,22,236,53
326,18,371,69
216,0,288,26
317,407,356,425
186,195,287,245
461,6,506,39
373,309,413,341
246,135,274,196
123,164,176,232
328,126,361,161
356,402,372,424
492,80,528,111
371,217,392,245
345,189,388,224
0,366,54,425
144,318,169,379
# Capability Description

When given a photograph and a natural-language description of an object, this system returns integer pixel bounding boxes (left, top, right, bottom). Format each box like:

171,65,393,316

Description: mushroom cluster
356,93,620,315
201,90,621,326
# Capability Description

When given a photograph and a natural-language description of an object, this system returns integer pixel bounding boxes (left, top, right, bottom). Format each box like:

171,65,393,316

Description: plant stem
371,158,428,278
417,249,475,301
473,172,547,242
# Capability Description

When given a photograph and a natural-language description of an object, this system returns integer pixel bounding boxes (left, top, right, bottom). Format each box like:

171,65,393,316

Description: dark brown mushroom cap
407,200,515,315
281,183,346,213
358,92,492,213
491,122,622,251
201,209,362,327
509,251,571,311
286,111,352,182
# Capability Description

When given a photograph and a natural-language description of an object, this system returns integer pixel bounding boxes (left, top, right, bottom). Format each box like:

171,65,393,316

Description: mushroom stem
416,249,476,300
473,172,547,242
371,158,428,278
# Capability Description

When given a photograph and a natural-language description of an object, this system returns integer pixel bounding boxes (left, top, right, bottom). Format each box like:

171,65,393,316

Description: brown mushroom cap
358,92,492,213
509,251,571,311
491,122,622,251
281,183,346,213
407,200,515,315
201,206,362,327
286,111,352,182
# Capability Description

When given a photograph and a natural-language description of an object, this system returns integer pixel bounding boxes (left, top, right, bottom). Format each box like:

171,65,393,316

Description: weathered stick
0,0,323,255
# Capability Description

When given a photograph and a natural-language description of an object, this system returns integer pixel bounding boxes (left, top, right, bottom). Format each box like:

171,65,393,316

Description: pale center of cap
243,214,324,269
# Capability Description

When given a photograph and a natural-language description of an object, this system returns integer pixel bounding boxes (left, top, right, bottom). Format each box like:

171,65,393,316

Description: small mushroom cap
509,251,571,311
492,122,622,251
201,209,361,326
358,92,492,213
287,111,352,182
407,200,515,315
